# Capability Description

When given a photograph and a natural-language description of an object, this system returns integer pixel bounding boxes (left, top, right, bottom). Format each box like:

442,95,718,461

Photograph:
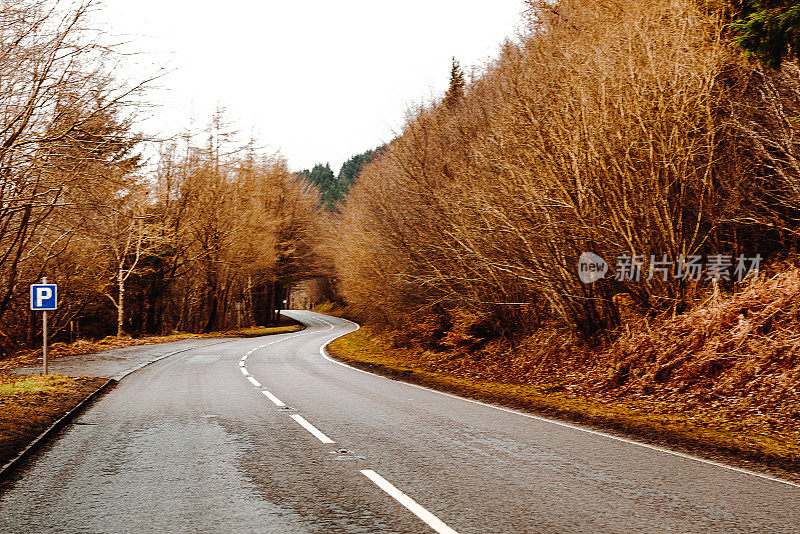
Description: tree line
298,148,381,211
329,0,800,349
8,0,798,358
0,0,321,355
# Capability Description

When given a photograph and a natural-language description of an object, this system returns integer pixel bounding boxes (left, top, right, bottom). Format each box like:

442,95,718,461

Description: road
1,310,798,533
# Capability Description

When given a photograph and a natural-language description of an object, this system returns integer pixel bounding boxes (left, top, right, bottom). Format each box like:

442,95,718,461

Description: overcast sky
95,1,526,173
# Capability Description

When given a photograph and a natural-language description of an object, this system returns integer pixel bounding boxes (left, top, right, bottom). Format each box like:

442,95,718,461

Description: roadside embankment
327,272,800,482
0,374,109,468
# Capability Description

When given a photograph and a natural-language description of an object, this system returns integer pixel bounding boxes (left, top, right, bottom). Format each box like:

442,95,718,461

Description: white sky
95,1,526,173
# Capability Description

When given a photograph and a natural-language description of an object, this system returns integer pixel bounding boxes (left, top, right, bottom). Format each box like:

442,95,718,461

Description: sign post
30,278,57,375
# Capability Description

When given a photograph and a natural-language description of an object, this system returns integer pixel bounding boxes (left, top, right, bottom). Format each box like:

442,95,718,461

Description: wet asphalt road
1,310,799,533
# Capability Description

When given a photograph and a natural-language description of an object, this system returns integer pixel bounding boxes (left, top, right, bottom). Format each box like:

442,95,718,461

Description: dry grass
610,270,800,391
599,268,800,441
312,302,348,316
1,320,305,372
328,272,800,479
230,325,304,337
0,373,108,466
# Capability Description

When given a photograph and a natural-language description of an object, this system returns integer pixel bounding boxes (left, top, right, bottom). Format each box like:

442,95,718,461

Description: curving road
1,310,798,533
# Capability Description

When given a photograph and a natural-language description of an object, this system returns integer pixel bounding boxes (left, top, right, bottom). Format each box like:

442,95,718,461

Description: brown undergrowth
0,374,108,467
327,269,800,479
599,268,800,445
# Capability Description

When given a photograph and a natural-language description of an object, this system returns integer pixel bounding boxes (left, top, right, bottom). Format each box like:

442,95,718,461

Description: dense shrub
333,0,800,345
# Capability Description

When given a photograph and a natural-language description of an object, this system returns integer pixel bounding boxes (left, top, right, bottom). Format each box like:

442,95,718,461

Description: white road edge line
290,414,335,444
247,375,261,387
240,367,249,376
261,390,286,407
305,312,800,489
360,469,459,534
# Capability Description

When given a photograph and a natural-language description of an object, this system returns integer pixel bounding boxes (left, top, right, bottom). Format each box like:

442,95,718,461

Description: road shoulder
327,327,800,484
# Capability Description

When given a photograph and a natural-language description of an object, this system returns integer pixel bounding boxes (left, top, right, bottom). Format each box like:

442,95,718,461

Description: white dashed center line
238,328,334,443
360,469,460,534
261,390,286,407
236,313,461,534
289,414,335,444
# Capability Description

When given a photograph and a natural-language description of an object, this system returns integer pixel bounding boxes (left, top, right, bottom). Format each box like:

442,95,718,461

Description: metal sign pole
30,277,56,376
39,276,47,375
42,309,48,376
42,276,48,375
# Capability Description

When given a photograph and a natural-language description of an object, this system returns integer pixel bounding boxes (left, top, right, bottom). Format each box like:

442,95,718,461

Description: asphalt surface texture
0,310,798,533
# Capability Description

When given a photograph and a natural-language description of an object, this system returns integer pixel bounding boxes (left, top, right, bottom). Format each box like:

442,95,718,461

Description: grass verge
1,318,305,372
328,328,800,483
228,325,304,337
0,373,108,467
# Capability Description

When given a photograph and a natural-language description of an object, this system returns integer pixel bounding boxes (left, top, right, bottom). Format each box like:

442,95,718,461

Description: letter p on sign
30,284,57,311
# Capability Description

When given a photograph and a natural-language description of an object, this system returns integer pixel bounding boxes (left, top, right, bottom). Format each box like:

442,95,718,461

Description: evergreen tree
444,57,466,108
300,148,382,211
298,163,337,209
338,148,379,193
731,1,800,68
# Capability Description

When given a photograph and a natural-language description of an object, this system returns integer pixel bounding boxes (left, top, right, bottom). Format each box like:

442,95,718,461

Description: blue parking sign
30,284,57,311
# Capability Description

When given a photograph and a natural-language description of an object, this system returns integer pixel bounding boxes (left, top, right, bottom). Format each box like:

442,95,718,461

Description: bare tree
333,0,796,349
0,0,153,351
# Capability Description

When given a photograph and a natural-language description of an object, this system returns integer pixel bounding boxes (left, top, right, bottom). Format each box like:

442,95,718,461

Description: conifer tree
731,1,800,68
299,163,337,209
338,148,380,195
444,57,466,108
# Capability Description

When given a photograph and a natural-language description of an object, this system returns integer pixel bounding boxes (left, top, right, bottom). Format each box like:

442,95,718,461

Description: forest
4,0,800,395
0,0,323,355
331,0,800,344
318,0,800,448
